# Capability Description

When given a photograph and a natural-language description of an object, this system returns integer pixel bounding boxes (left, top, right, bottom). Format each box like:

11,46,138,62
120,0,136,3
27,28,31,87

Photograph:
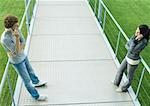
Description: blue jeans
12,57,40,99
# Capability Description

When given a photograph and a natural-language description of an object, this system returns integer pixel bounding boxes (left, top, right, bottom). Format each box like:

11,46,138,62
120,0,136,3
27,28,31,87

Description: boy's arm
18,29,26,50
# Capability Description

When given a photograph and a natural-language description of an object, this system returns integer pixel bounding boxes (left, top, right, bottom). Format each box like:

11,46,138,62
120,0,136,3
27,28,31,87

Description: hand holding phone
135,34,143,41
13,29,20,38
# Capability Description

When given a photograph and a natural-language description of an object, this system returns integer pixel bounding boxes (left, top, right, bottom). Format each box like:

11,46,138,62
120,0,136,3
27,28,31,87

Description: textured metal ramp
28,36,112,61
18,0,134,106
18,61,133,106
32,18,100,35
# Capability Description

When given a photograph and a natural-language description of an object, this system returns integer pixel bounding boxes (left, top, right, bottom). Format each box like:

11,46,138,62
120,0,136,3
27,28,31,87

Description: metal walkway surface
17,0,134,105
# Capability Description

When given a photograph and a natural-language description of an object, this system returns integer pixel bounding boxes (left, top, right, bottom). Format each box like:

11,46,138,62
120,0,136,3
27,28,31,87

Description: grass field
0,0,25,105
89,0,150,105
0,0,35,105
0,0,25,80
0,0,149,105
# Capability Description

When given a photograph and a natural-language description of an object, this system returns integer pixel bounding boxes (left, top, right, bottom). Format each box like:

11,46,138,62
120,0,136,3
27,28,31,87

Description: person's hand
7,52,16,57
13,29,20,38
135,34,143,41
20,44,25,50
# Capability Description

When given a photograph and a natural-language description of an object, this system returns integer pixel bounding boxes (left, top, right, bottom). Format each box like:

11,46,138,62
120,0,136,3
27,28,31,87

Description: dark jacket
125,35,148,60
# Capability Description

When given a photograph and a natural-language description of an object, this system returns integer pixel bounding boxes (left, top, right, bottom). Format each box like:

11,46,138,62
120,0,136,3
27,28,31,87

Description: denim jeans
12,57,40,99
114,58,138,91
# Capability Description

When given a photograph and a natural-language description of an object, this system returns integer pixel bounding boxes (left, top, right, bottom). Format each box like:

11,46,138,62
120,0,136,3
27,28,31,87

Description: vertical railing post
115,31,121,58
102,9,107,31
94,0,97,16
98,0,102,24
135,67,145,100
0,61,10,94
88,1,149,105
7,71,16,106
24,0,30,35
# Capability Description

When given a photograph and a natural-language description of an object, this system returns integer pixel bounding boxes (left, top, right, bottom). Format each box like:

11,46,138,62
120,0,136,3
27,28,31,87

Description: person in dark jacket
113,24,149,92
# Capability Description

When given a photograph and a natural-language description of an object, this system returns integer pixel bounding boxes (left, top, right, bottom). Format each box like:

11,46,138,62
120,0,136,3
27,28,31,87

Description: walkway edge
12,2,38,106
13,0,140,106
85,0,140,106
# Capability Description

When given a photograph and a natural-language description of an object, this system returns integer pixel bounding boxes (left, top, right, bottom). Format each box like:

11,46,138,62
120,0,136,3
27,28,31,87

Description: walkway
17,0,134,105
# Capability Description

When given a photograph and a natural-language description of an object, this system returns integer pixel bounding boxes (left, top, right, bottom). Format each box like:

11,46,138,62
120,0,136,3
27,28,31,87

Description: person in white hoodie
1,15,47,101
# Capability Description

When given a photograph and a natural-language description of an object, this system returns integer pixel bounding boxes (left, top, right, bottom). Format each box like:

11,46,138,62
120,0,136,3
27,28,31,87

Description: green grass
0,0,25,80
0,0,149,105
0,0,35,105
0,0,25,105
89,0,150,105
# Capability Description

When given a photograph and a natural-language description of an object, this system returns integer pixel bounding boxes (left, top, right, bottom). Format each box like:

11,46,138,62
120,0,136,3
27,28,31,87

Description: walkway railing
0,0,149,106
88,0,150,105
0,0,37,106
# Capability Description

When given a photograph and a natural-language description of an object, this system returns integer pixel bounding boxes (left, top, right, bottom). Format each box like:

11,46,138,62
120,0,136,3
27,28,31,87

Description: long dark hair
139,24,150,41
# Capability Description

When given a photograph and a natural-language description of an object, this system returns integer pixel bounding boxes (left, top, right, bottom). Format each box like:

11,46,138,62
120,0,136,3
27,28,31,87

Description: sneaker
36,94,48,101
111,80,118,86
111,80,115,85
116,87,123,93
34,81,47,87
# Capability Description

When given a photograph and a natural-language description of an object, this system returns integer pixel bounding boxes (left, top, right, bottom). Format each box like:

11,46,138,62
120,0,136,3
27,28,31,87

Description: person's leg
24,58,39,84
13,62,39,99
121,64,138,92
24,58,47,87
114,58,127,86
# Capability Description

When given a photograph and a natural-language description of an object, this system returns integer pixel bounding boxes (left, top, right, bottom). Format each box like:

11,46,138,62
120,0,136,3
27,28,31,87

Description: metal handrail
19,0,31,32
88,0,149,105
99,0,150,73
0,0,34,100
0,60,10,94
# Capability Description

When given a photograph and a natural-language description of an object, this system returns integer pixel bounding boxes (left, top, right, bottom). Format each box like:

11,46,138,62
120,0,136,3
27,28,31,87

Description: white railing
0,0,37,106
88,0,150,106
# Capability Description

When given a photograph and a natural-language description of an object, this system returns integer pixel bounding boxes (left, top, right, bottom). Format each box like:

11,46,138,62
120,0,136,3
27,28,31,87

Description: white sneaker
36,94,48,101
111,80,118,86
111,80,115,85
34,81,47,87
116,87,123,93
